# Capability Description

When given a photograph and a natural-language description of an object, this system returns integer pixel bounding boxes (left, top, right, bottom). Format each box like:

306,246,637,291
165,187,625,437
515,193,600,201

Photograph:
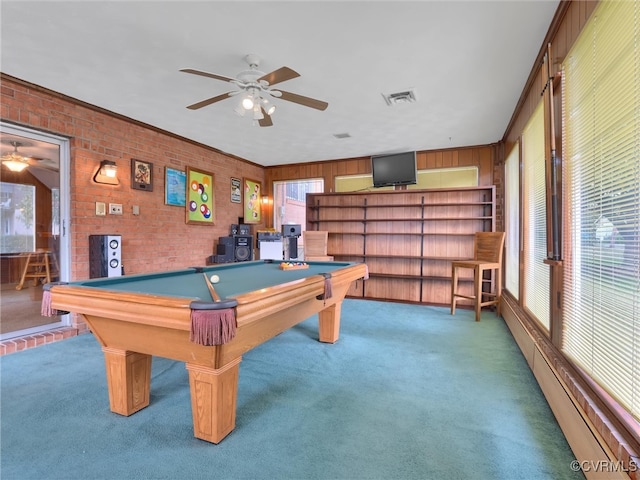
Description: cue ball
210,275,220,284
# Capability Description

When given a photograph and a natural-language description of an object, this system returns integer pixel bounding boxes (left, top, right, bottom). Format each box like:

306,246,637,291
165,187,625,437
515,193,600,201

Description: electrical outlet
109,203,123,215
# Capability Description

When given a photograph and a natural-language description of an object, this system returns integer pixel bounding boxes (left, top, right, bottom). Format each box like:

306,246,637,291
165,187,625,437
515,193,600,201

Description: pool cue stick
547,43,560,261
202,273,221,302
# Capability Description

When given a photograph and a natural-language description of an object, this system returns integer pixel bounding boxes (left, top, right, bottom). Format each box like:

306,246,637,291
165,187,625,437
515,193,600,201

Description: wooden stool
16,249,53,290
451,232,506,322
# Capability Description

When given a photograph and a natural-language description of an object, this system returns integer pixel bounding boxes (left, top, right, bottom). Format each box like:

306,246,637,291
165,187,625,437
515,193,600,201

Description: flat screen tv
371,151,417,187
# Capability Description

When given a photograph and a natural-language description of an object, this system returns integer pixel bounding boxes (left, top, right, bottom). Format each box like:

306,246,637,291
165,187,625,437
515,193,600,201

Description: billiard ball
210,274,220,284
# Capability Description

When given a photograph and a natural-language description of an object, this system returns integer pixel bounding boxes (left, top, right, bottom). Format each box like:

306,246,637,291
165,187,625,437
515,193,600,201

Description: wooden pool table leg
102,347,152,416
318,301,342,343
185,357,242,444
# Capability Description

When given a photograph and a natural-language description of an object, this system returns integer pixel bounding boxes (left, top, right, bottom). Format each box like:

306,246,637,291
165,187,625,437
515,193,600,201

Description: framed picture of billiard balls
243,178,262,224
131,159,153,191
186,166,215,225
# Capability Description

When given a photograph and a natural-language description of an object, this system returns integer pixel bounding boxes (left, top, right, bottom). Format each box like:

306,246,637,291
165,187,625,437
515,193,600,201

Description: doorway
272,178,324,259
0,123,70,340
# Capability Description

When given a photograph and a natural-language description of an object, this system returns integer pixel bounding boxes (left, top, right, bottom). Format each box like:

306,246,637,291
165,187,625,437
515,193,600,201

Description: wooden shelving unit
306,186,496,305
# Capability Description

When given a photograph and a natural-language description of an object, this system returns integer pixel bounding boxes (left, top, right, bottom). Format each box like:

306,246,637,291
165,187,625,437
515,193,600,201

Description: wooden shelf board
310,217,493,223
309,202,492,209
366,273,473,282
327,232,477,237
331,254,473,261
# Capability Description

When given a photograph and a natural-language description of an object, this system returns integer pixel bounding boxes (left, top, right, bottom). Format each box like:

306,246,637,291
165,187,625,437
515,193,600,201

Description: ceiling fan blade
258,67,300,86
180,68,236,83
258,110,273,127
278,90,328,111
186,92,235,110
27,158,58,171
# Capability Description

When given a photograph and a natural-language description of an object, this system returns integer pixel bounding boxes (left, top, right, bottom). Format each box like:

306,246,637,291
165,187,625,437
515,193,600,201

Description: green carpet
0,300,584,480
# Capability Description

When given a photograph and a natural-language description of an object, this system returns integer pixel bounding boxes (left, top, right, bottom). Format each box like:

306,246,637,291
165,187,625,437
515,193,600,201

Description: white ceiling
0,1,559,167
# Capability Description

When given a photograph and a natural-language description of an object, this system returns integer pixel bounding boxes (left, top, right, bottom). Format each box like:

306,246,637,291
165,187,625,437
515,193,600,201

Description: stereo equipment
217,236,234,254
230,224,251,236
282,224,301,238
215,236,235,263
234,235,253,262
214,254,234,264
89,234,122,278
281,225,301,260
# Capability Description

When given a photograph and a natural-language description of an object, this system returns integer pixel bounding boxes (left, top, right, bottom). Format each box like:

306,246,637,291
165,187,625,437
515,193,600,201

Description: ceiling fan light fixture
1,142,29,172
234,103,246,117
253,104,264,120
262,98,276,116
242,96,254,110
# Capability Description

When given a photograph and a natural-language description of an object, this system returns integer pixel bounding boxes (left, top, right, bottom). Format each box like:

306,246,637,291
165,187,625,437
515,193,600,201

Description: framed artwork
165,167,186,207
131,159,153,191
243,178,262,224
186,166,215,225
230,177,242,204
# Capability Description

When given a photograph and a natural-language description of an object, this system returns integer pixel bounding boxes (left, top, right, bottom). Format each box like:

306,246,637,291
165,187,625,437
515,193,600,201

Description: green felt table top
68,260,355,302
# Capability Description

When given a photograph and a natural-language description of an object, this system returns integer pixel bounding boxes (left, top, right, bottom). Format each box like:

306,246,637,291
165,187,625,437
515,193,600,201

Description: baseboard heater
501,295,637,480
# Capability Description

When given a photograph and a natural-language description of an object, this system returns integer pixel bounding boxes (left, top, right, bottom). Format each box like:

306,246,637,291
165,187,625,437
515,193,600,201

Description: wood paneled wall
503,1,597,151
265,144,499,228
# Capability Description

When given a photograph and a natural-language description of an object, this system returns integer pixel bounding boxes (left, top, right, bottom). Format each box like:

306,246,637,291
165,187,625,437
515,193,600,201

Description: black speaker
230,224,239,235
282,224,301,237
238,224,251,235
215,236,235,263
234,235,253,262
89,234,122,278
214,254,234,264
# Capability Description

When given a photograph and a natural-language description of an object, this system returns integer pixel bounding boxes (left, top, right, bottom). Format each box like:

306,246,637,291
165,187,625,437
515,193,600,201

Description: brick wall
2,76,265,329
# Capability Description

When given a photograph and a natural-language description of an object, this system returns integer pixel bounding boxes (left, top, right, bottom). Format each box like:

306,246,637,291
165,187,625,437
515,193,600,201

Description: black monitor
371,151,417,187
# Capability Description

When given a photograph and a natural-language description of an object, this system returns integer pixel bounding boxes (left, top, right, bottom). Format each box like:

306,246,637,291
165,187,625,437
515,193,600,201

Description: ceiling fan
1,140,58,172
180,54,328,127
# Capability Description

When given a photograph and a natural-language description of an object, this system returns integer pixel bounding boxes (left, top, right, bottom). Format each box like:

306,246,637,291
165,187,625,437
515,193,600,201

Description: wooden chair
16,249,56,290
450,232,506,322
303,231,334,261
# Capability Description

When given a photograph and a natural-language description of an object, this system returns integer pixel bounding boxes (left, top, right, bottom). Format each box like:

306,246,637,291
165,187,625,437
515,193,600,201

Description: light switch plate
96,202,106,216
109,203,123,215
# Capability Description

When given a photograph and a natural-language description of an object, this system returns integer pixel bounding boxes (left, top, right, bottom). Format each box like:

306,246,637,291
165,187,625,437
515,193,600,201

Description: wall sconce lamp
93,160,119,185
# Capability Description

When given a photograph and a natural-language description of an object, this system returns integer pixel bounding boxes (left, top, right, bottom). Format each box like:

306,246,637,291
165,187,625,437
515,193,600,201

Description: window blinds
505,143,520,299
562,0,639,421
523,101,550,329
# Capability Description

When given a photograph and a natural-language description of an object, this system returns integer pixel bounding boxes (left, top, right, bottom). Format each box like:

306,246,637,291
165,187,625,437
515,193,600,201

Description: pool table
44,259,367,444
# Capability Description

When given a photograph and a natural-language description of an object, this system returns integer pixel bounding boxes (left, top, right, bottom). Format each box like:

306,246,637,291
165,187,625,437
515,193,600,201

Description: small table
46,260,367,444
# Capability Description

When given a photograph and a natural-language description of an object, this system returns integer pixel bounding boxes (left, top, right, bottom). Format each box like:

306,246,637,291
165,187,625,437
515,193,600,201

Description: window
273,179,324,232
334,167,478,193
285,180,320,202
522,101,550,329
562,0,639,421
0,182,36,254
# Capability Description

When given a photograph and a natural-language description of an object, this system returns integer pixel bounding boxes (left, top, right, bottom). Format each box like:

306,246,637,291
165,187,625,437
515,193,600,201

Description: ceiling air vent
333,133,351,139
382,89,417,106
